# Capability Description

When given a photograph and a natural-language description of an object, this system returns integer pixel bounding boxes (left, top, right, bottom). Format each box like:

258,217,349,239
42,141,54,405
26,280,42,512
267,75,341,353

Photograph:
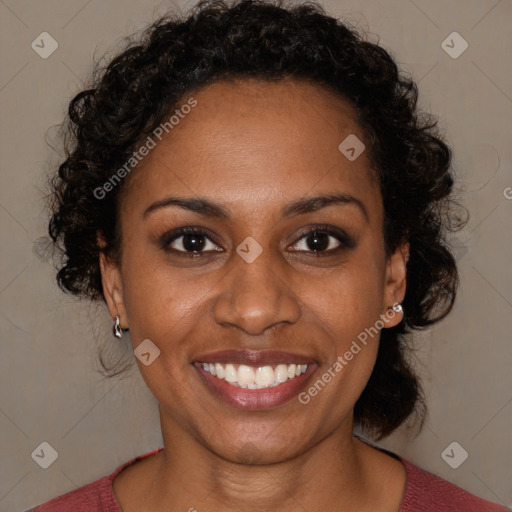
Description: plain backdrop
0,0,511,511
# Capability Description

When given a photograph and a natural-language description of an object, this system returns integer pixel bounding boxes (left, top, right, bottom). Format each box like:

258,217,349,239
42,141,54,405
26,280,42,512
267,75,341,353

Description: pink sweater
27,446,509,511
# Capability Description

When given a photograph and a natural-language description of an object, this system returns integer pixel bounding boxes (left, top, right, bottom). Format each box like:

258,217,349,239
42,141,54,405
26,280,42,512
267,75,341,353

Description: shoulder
399,457,509,512
26,447,164,512
25,476,115,512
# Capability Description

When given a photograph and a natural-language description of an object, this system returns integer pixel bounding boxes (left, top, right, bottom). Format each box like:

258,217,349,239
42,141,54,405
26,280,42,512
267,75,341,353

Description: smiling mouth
192,349,317,409
195,362,309,389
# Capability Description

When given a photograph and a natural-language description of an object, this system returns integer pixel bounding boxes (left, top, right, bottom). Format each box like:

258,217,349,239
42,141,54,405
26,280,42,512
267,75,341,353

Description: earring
392,303,403,315
390,303,404,324
113,315,123,339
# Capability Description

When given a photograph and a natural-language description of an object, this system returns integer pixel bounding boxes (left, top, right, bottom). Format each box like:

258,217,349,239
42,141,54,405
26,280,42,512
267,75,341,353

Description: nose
212,246,301,336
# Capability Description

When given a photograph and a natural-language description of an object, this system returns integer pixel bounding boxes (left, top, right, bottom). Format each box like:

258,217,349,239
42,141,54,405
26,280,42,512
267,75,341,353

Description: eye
159,224,355,258
289,225,354,256
161,227,222,256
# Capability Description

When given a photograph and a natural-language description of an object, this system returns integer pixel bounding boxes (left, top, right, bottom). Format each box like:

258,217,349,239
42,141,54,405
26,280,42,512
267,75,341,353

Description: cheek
312,258,386,342
118,246,206,410
301,283,382,423
120,241,204,338
304,252,385,391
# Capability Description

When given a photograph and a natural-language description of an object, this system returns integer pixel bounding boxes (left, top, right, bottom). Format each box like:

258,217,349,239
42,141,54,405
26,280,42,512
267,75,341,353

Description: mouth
193,350,317,409
195,362,309,388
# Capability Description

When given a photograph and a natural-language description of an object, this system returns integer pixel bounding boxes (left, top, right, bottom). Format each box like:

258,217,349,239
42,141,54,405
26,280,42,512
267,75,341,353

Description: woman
29,0,508,510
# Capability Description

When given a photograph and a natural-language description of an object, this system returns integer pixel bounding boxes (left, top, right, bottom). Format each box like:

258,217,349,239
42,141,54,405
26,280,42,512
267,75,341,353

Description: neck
147,410,386,512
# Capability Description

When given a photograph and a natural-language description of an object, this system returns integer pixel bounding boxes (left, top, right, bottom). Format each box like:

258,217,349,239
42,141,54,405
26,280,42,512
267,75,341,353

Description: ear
98,235,128,329
381,242,409,328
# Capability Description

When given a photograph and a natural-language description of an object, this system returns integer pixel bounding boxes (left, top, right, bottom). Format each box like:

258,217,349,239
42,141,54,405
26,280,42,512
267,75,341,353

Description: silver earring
113,315,123,339
392,303,403,314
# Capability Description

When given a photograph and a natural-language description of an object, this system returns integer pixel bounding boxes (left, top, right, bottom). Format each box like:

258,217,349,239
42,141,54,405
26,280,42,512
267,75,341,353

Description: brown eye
289,225,355,256
160,227,222,256
302,231,337,251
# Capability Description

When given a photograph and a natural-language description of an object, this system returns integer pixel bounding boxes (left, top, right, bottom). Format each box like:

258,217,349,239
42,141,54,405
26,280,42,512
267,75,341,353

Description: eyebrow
143,192,368,222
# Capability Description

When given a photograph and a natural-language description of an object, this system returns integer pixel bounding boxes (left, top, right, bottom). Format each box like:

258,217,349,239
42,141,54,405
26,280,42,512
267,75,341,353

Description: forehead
121,78,381,223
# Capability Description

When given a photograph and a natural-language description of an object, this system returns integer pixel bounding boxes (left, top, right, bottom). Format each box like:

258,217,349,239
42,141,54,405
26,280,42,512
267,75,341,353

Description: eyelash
159,224,355,258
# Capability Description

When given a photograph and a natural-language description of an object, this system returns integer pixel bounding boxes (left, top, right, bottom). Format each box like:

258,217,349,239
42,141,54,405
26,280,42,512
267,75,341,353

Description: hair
47,0,466,439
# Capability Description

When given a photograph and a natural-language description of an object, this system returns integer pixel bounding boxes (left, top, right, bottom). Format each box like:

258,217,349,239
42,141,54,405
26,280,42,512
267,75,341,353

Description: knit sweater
27,446,509,511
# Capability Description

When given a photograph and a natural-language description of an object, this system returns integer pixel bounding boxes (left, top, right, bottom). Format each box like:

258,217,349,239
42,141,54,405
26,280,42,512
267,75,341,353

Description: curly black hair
48,0,466,439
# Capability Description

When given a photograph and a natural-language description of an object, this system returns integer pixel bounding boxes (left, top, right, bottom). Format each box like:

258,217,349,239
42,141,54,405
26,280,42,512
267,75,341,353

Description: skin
100,77,410,512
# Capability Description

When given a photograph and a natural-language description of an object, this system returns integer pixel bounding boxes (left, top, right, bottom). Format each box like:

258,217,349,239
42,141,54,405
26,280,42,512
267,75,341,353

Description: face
100,78,408,464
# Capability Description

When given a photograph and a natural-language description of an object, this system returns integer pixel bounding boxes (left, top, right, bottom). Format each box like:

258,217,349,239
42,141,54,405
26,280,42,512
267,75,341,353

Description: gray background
0,0,511,510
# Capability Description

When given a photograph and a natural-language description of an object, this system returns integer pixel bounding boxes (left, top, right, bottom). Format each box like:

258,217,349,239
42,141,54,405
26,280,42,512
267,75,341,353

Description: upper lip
194,349,315,366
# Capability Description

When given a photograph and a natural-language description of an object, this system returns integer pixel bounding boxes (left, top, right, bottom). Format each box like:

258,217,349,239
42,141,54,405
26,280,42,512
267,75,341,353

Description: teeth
225,364,238,383
275,364,288,383
198,362,309,389
255,366,274,386
238,365,254,386
215,363,225,379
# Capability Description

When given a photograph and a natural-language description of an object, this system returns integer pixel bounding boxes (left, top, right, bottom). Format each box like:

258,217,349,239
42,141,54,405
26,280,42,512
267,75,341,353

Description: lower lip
194,364,317,409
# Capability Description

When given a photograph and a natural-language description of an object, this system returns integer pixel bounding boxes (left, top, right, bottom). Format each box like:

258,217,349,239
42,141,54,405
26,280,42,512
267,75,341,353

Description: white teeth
275,364,288,383
255,366,274,387
225,364,237,383
237,364,255,386
199,362,309,389
215,363,225,379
